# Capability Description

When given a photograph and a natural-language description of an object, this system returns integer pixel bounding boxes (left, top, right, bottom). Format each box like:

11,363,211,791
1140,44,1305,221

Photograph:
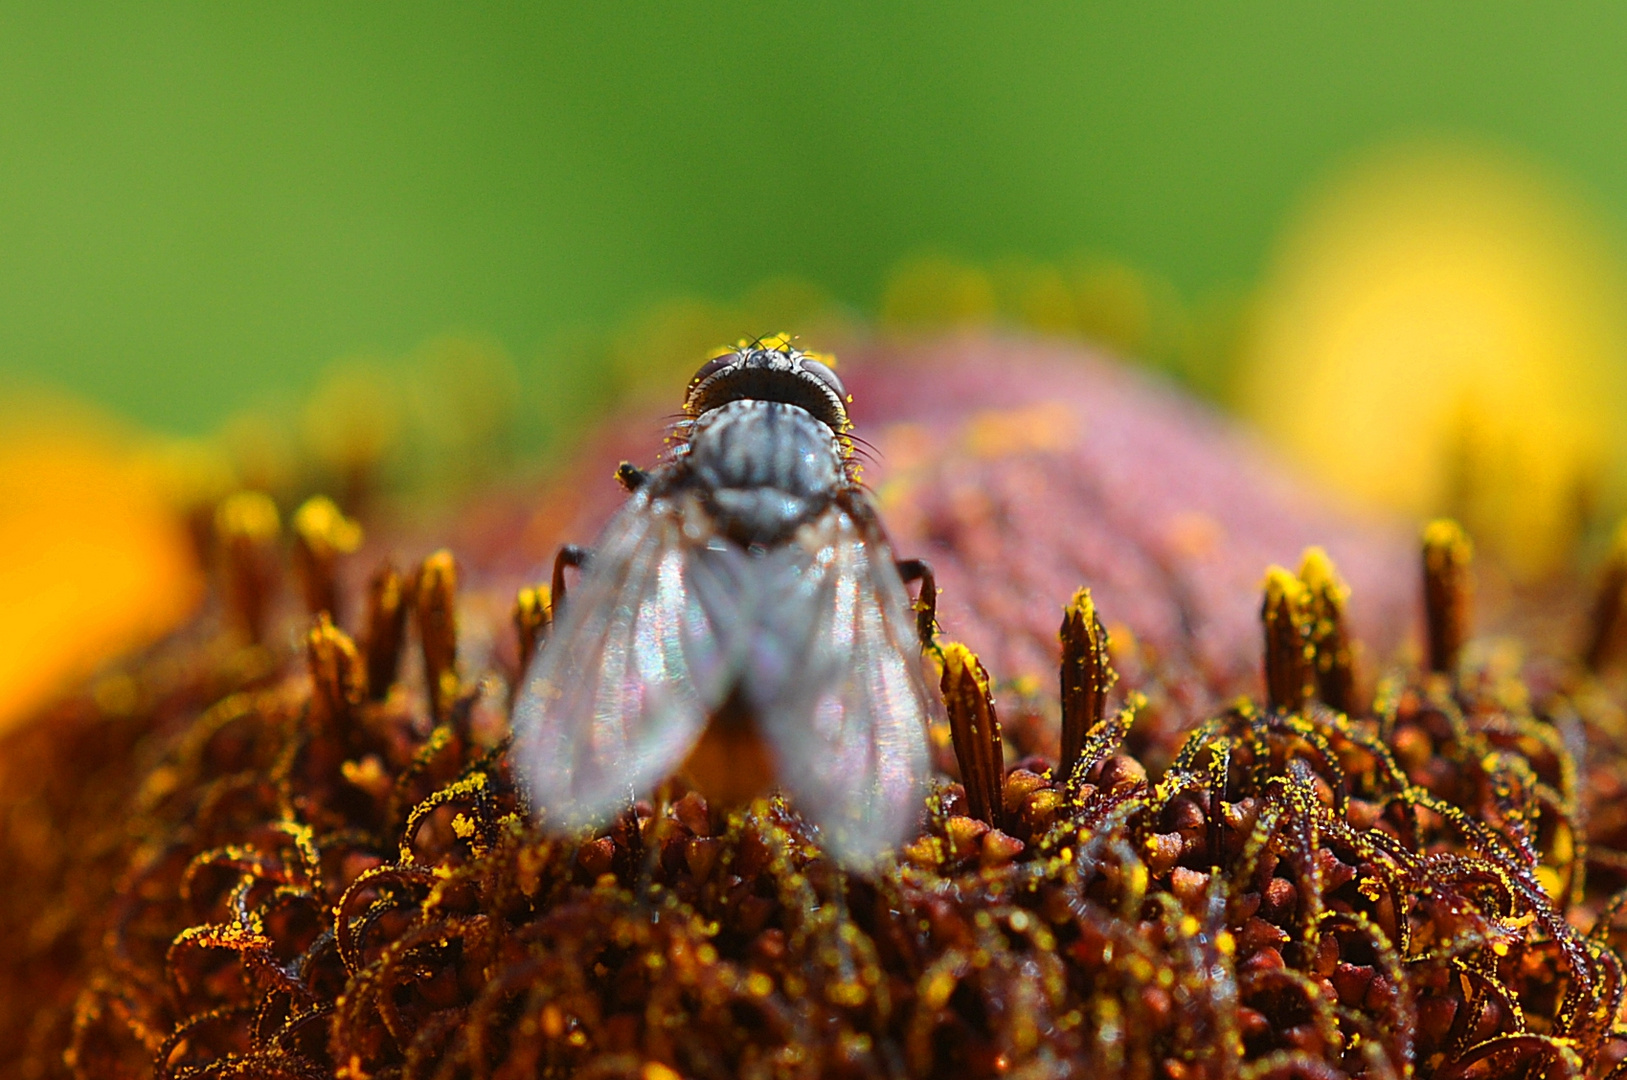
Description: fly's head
684,336,850,435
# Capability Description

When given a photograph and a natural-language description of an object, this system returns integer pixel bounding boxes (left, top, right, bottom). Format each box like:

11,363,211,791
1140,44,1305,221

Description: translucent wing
512,489,736,828
745,504,934,866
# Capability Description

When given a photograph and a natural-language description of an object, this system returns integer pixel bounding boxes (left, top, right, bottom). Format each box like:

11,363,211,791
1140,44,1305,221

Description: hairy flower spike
1059,587,1116,781
307,613,365,730
512,584,550,680
290,495,363,624
1261,565,1314,713
362,561,408,700
1422,519,1473,675
214,490,281,644
415,550,460,722
939,641,1005,829
1297,547,1354,714
1584,518,1627,671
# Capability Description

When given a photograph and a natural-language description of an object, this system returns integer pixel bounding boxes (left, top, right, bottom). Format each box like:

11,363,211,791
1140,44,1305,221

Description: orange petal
0,406,203,732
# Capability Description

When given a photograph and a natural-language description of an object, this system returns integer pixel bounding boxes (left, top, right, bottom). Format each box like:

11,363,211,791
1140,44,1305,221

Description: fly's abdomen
687,400,843,542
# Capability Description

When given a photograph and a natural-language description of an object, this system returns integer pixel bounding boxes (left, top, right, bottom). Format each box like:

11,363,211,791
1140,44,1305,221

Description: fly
512,337,937,866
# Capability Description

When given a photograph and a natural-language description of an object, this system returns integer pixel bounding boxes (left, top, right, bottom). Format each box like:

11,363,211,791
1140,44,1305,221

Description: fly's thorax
683,399,844,543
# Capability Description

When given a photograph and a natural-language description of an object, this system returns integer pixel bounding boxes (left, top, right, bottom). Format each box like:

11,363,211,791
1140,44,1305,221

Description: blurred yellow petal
1067,257,1167,360
1237,143,1627,578
0,395,203,731
302,359,403,482
880,253,997,329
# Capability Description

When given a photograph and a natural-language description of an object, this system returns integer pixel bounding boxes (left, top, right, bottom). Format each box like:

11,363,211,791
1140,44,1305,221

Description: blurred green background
6,3,1627,436
12,3,1627,725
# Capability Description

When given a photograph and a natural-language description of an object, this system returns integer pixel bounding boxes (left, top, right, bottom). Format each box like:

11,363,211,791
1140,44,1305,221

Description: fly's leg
896,558,938,647
615,461,648,492
552,545,592,615
561,463,636,622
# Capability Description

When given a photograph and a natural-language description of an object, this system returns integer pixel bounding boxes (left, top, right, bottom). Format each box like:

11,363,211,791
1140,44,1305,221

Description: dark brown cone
1059,587,1116,781
11,336,1619,1080
1298,547,1354,714
307,613,365,731
214,490,281,644
1422,519,1473,676
513,584,551,680
416,550,460,722
290,495,362,624
1261,566,1313,713
362,561,408,700
940,641,1005,829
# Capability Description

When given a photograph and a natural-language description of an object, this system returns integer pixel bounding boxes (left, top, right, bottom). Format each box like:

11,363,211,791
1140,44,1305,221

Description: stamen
1059,587,1116,781
214,490,280,644
307,613,364,732
1422,518,1473,676
291,495,362,624
1298,547,1354,714
362,561,408,700
414,550,459,722
512,583,551,678
939,641,1005,829
1261,566,1313,713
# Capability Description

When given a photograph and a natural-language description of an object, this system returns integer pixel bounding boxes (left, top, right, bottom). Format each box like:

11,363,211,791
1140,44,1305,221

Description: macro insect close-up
515,338,936,865
16,11,1627,1080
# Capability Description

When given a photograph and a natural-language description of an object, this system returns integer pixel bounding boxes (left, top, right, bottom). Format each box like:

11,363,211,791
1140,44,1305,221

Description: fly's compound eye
799,357,846,401
690,353,738,388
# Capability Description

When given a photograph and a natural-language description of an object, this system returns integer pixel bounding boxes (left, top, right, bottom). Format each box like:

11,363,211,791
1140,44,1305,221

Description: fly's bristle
1297,547,1354,714
362,561,408,700
1059,587,1116,782
939,641,1005,829
1422,519,1473,676
307,612,365,730
291,495,362,624
1585,518,1627,671
1261,566,1313,713
214,490,281,644
513,584,551,677
415,550,459,722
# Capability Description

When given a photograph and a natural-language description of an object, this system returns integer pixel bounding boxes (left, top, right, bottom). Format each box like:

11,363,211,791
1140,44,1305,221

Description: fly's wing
748,504,934,867
511,489,736,829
